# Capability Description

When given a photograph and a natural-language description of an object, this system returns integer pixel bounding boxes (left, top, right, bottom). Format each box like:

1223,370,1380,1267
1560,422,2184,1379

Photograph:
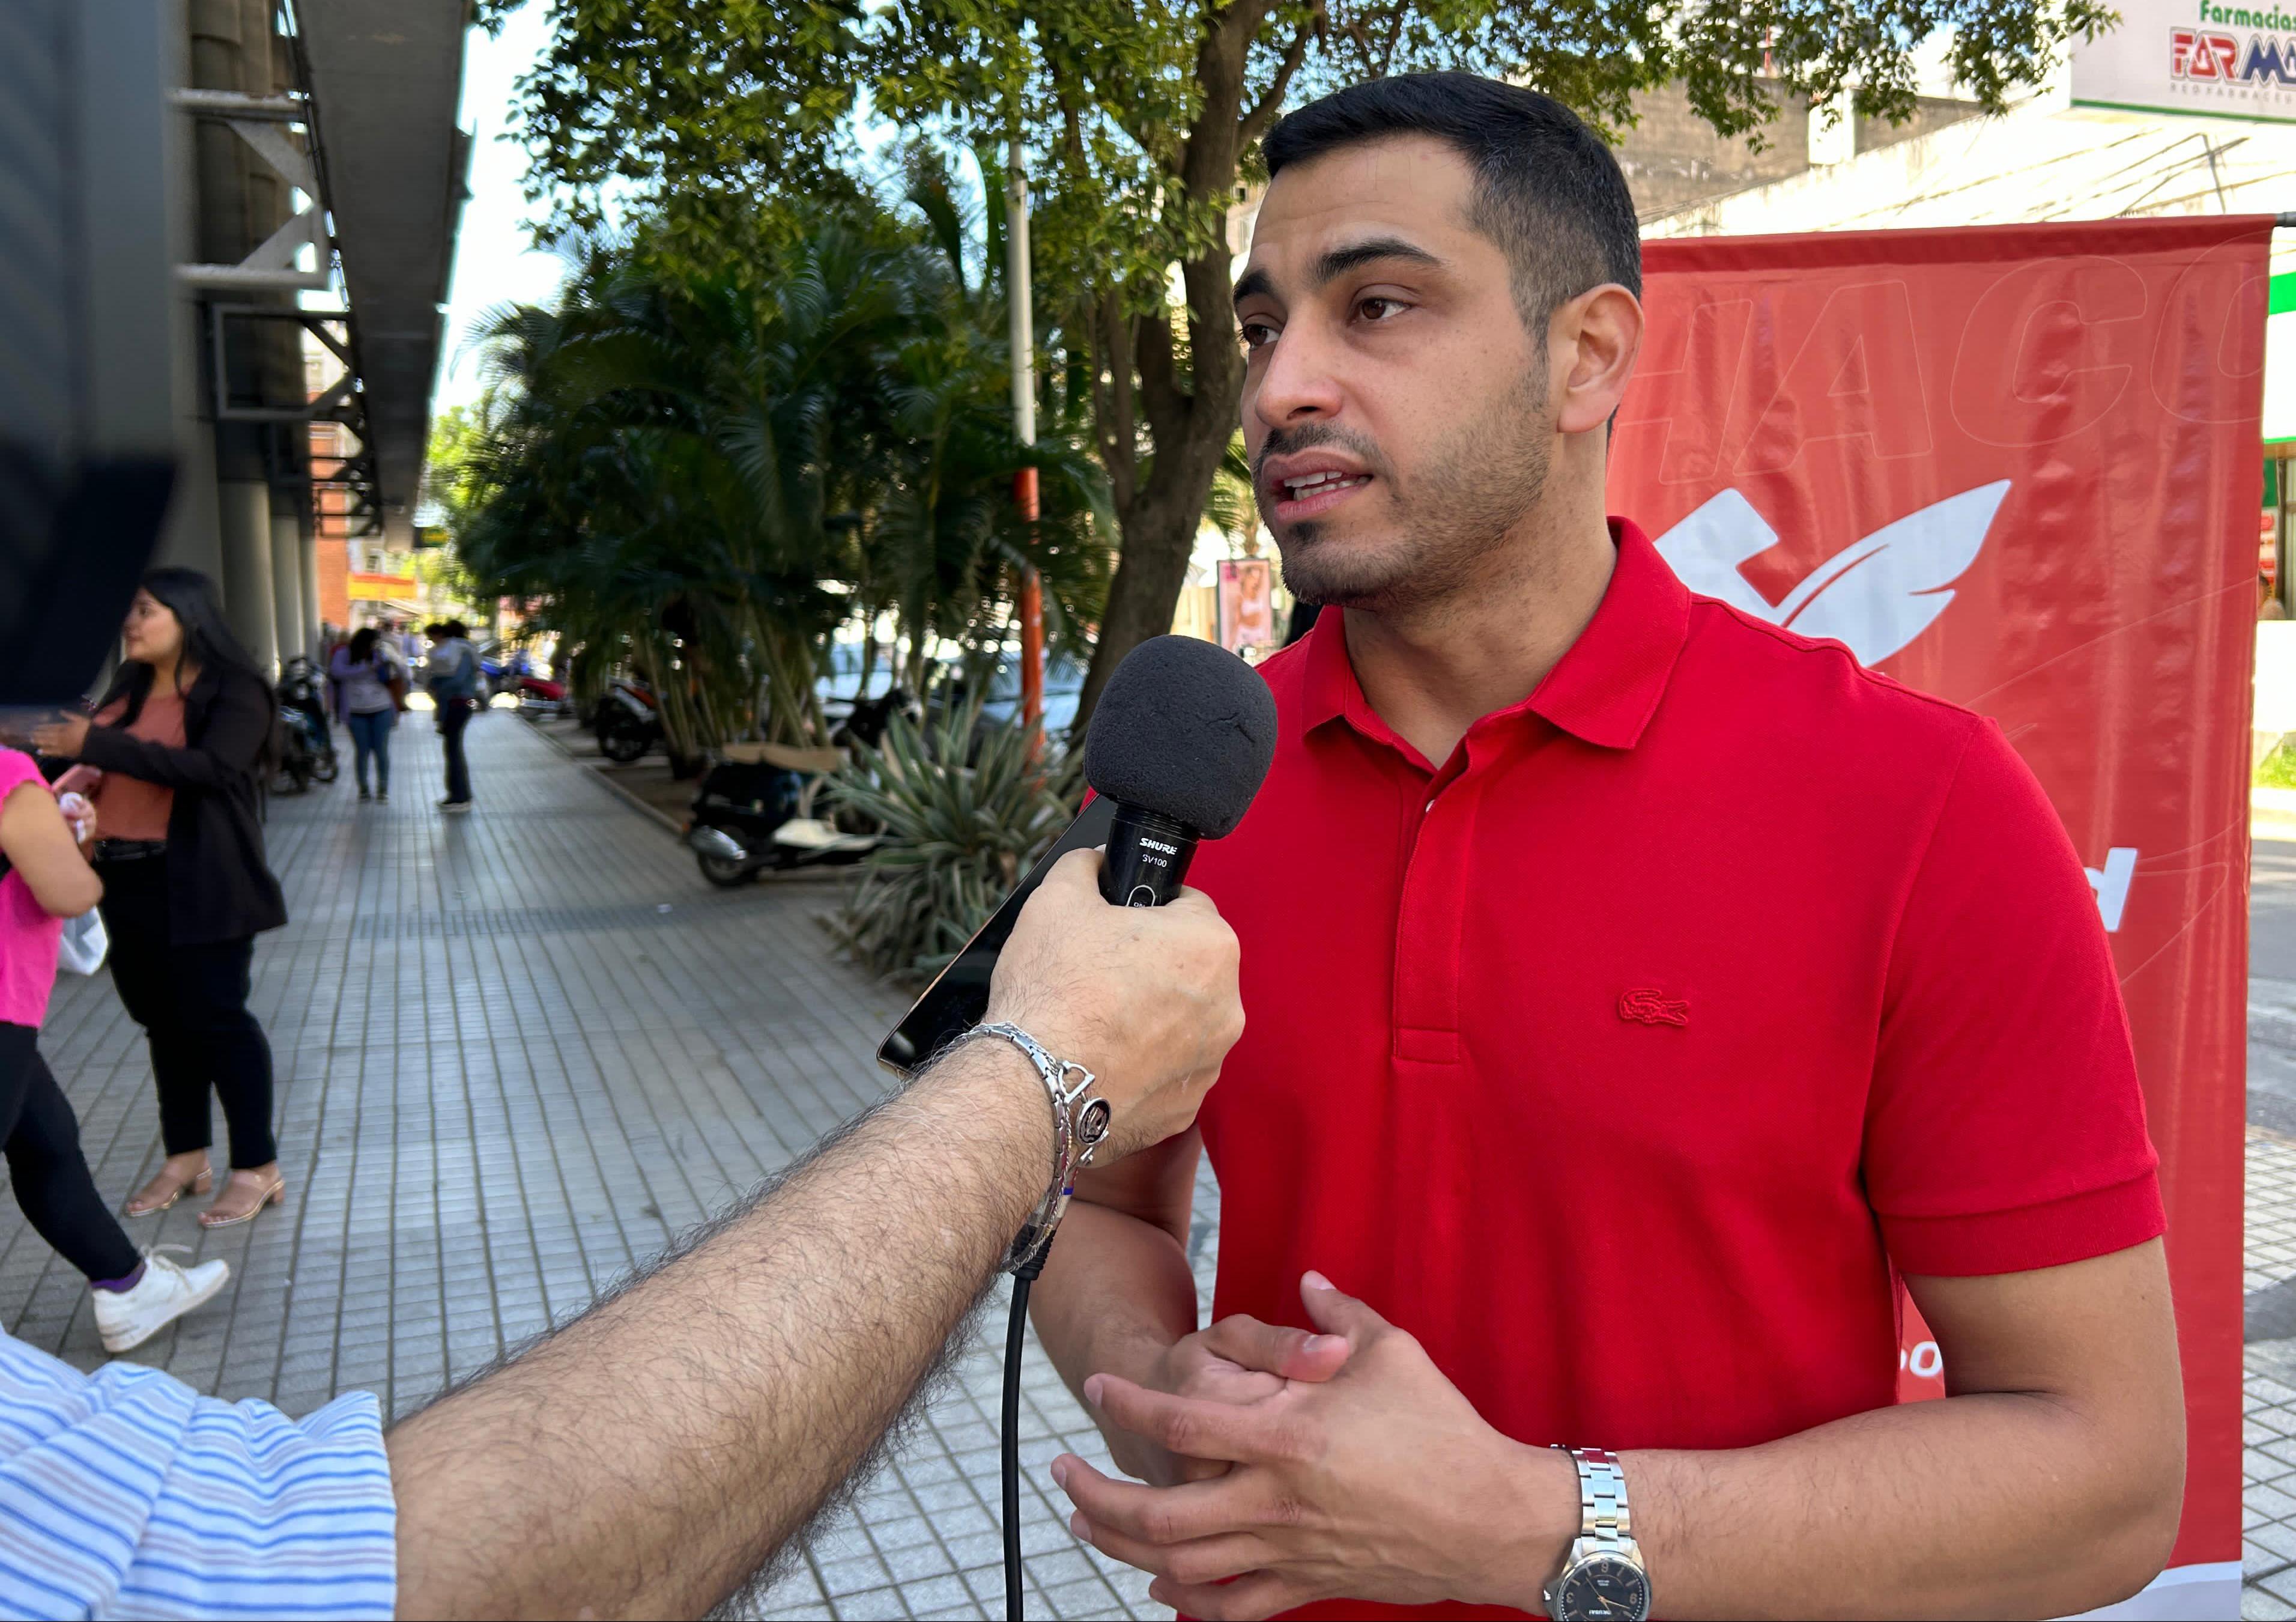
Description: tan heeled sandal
124,1167,213,1218
199,1174,286,1230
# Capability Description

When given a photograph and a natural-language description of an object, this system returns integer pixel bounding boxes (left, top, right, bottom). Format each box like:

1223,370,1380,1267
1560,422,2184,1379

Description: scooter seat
719,741,847,775
771,816,857,851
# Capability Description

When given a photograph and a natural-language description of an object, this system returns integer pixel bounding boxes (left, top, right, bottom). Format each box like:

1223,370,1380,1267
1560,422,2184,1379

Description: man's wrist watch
1541,1447,1652,1622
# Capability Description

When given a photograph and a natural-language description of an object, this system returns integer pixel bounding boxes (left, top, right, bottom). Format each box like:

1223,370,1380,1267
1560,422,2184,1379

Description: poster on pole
2072,0,2296,121
1218,557,1277,660
1612,214,2271,1617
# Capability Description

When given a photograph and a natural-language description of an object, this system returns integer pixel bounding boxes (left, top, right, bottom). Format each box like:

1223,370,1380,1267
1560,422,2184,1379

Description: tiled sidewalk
2248,1128,2296,1618
8,706,2294,1618
13,709,1188,1621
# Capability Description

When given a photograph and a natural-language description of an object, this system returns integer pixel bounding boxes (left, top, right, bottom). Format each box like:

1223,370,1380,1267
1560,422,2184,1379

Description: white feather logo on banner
1652,481,2012,665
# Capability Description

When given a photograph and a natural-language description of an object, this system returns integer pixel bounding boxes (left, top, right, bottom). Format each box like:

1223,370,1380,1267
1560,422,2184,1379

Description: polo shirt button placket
1392,757,1482,1069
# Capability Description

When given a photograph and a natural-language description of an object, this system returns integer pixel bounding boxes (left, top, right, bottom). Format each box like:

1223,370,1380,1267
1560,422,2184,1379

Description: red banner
1610,216,2270,1612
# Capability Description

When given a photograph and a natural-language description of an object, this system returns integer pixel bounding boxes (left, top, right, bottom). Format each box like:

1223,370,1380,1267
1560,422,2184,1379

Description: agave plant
827,699,1083,982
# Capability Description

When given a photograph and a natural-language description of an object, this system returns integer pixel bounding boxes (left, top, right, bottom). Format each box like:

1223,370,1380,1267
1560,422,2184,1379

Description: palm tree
453,208,1112,753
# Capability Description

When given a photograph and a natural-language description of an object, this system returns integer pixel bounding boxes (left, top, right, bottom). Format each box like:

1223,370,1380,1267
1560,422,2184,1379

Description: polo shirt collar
1300,515,1691,752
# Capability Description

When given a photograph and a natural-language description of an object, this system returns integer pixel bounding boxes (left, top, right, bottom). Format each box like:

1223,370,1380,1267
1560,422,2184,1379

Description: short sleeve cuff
1879,1170,2166,1277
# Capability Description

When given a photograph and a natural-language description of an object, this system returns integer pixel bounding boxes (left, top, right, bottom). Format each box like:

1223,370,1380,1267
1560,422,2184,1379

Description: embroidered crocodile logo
1619,989,1691,1028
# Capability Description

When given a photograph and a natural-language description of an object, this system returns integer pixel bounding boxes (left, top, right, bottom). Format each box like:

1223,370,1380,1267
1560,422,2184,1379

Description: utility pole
1005,136,1044,736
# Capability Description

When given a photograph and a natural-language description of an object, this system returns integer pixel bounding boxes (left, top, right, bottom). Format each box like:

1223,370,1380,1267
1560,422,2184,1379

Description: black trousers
440,697,473,803
95,855,279,1168
0,1023,140,1283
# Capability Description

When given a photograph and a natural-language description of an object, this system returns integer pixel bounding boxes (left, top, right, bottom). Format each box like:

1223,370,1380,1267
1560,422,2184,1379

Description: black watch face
1560,1554,1649,1620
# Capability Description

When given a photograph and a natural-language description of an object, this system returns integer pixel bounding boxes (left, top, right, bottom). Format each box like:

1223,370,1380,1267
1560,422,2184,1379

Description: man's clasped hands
1054,1272,1577,1621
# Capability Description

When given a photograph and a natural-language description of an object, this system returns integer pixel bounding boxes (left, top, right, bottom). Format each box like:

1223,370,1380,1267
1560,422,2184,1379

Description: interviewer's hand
986,846,1242,1162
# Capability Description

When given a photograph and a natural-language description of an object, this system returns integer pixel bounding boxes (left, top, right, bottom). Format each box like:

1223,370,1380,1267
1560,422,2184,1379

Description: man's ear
1552,284,1643,438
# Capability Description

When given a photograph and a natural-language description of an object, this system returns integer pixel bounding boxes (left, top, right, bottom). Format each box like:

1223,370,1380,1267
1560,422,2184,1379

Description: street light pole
1006,136,1044,736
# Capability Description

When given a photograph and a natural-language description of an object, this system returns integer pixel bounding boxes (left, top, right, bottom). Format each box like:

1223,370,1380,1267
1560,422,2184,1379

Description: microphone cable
1002,1239,1050,1619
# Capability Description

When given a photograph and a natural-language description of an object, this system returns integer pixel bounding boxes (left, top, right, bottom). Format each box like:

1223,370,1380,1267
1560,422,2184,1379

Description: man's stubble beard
1269,371,1553,618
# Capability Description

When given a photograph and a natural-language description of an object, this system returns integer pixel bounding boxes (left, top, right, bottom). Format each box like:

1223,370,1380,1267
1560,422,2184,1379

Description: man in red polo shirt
1028,73,2185,1621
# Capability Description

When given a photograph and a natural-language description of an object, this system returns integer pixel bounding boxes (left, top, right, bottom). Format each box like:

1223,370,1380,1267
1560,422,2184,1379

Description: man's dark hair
1263,73,1641,326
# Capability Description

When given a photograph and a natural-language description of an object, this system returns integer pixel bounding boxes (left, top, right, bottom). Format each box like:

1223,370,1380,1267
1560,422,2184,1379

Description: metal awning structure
290,1,471,547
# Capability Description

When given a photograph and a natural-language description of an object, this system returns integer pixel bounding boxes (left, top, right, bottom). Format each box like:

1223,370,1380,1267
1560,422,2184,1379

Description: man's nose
1249,322,1345,429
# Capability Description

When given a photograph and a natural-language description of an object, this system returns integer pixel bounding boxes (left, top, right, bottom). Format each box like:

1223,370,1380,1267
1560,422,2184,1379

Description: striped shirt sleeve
0,1331,396,1620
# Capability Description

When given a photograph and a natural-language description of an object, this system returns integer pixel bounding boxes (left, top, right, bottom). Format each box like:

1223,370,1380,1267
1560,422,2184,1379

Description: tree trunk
1078,405,1236,727
1072,0,1271,733
1076,249,1250,730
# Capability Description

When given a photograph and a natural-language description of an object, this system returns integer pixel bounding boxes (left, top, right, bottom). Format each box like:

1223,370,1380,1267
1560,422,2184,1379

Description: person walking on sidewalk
328,626,408,803
0,746,231,1350
29,570,289,1232
425,619,480,813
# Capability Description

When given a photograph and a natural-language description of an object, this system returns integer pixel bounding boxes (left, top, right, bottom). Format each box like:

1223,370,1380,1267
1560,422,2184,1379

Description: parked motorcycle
503,670,569,719
274,657,337,792
684,743,880,887
595,676,662,763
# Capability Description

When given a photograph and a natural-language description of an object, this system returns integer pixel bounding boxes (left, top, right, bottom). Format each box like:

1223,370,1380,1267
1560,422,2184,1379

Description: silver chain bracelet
953,1022,1112,1274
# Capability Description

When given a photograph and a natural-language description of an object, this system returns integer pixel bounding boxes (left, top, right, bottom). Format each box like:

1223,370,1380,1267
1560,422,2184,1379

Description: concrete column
159,0,223,579
217,479,279,675
270,501,306,661
299,520,321,654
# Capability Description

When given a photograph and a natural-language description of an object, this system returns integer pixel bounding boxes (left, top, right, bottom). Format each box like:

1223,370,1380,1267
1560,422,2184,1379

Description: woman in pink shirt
0,747,229,1352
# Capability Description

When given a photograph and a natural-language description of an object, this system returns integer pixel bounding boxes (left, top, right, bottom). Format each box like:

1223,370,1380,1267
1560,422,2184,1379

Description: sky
426,7,915,419
432,4,569,417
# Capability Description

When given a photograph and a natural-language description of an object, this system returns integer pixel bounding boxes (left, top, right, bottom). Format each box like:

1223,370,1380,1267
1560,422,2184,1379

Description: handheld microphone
1083,635,1280,907
995,636,1277,1621
876,637,1280,1073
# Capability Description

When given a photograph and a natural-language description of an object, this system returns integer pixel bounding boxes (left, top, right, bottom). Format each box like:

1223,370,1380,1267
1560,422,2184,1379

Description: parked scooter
684,743,880,887
595,676,662,763
274,657,337,792
503,670,569,718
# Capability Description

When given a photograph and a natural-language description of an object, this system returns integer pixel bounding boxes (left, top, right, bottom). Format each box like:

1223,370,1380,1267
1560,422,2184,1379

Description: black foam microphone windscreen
1082,636,1279,905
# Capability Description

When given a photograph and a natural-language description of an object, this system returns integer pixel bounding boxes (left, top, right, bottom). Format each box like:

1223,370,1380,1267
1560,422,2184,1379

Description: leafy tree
453,216,1109,754
420,404,490,544
411,405,497,623
470,0,523,37
506,0,2106,722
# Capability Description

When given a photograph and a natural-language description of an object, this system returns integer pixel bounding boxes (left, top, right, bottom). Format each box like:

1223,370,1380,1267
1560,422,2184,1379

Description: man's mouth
1273,469,1373,521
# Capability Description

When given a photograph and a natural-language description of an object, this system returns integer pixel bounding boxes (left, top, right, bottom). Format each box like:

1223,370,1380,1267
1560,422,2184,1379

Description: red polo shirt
1187,518,2162,1620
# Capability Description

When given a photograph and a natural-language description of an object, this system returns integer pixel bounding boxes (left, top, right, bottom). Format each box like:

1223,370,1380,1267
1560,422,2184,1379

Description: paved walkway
16,709,1193,1621
11,705,2296,1618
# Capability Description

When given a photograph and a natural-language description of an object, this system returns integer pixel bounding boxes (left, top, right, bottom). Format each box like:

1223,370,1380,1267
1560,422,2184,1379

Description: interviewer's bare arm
387,851,1241,1619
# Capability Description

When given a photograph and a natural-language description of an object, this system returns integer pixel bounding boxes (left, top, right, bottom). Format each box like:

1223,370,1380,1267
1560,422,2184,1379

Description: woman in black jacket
31,569,289,1230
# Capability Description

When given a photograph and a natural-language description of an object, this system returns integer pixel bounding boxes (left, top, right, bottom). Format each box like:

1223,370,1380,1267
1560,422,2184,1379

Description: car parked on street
969,649,1087,745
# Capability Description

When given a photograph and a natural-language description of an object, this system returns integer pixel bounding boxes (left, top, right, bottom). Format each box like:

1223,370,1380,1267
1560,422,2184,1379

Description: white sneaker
94,1252,231,1354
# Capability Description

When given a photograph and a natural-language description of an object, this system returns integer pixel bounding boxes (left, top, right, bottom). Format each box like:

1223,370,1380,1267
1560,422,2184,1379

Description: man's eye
1239,320,1278,350
1357,296,1407,323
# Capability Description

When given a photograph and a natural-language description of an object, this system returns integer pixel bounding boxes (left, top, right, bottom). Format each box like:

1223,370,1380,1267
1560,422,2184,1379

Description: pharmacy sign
2074,0,2296,120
